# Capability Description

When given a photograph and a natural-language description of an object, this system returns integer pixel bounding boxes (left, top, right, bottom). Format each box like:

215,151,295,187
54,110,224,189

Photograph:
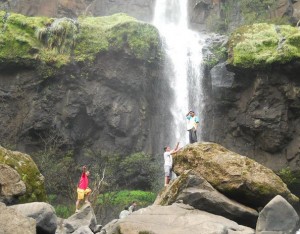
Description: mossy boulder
173,142,299,208
0,11,161,76
228,23,300,68
0,146,46,203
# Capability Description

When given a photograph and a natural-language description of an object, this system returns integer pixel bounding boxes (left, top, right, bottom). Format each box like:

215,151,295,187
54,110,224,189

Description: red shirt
78,172,89,189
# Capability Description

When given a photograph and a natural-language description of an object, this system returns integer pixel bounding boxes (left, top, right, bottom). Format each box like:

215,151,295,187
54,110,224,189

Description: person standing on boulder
164,142,181,186
75,165,91,213
186,110,199,144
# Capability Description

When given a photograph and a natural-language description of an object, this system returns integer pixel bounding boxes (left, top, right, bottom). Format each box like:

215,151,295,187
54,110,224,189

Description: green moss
0,11,161,75
0,146,47,203
107,21,160,61
228,23,300,68
203,42,227,67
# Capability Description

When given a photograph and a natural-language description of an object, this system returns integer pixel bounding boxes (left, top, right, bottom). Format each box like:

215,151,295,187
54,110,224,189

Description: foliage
55,204,74,218
95,189,156,224
36,18,78,54
278,167,297,185
106,152,161,190
228,23,300,68
97,190,156,206
203,43,227,67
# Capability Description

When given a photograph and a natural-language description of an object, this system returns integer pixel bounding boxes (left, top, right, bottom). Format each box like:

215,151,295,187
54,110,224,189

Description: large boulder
101,203,254,234
58,204,97,234
0,146,46,203
256,195,299,234
0,164,26,204
173,142,299,208
11,202,57,234
154,170,258,228
0,202,36,234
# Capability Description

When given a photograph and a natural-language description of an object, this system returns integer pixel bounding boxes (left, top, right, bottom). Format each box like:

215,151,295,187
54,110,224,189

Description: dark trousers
188,129,197,143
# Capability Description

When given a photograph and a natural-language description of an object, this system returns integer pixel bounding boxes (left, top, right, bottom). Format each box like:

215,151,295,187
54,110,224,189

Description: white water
153,0,206,146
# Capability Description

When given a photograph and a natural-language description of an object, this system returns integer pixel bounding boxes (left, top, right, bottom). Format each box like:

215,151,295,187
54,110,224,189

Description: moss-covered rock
0,146,46,203
228,23,300,68
0,11,161,75
173,142,299,208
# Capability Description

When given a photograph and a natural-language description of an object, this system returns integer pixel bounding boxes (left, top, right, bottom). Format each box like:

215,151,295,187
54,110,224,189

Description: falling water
153,0,206,146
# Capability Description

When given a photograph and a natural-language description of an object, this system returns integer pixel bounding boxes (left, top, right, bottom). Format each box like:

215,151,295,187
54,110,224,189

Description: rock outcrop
202,24,300,176
0,146,46,203
173,142,299,208
0,12,168,158
0,202,36,234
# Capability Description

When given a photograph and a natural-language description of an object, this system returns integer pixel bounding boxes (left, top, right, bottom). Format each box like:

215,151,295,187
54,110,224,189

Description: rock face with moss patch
0,146,46,203
0,12,168,158
173,142,299,208
228,23,300,68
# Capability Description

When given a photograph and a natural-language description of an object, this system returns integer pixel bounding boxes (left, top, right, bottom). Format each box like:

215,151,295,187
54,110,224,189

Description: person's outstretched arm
174,142,179,150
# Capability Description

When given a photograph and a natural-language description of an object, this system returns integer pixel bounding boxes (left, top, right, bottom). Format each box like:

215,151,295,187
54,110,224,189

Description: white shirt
187,115,199,130
164,151,173,167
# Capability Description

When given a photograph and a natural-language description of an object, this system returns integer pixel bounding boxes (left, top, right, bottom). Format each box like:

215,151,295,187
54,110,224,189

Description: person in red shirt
75,165,91,213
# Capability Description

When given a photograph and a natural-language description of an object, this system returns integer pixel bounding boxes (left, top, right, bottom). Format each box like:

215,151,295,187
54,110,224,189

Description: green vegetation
98,190,156,207
277,167,300,197
0,11,161,76
228,23,300,68
203,43,227,68
0,146,47,203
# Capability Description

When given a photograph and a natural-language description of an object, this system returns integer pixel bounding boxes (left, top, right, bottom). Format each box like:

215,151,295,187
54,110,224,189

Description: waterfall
153,0,206,146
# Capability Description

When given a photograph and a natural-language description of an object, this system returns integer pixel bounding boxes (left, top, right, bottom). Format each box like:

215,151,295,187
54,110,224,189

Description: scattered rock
0,164,26,204
0,202,36,234
62,204,97,233
155,170,258,228
72,226,94,234
102,203,255,234
11,202,57,234
256,195,299,234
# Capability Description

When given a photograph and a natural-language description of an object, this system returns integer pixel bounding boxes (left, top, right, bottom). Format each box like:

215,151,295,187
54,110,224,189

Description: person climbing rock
75,165,91,213
128,201,137,213
186,110,199,144
163,142,181,186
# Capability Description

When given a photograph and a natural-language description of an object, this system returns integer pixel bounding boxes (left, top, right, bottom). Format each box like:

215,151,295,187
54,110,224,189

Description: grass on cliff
0,11,161,74
228,23,300,68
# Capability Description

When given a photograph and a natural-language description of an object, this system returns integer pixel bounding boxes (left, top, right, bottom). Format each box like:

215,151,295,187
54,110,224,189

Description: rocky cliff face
203,24,300,173
2,0,300,31
0,0,155,22
0,12,169,159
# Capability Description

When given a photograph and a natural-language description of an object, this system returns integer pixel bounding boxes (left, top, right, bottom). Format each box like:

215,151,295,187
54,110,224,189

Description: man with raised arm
163,142,181,186
75,165,91,213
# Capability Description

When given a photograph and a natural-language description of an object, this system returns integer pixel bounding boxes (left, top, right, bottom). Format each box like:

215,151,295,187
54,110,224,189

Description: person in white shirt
186,110,199,144
163,142,180,186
